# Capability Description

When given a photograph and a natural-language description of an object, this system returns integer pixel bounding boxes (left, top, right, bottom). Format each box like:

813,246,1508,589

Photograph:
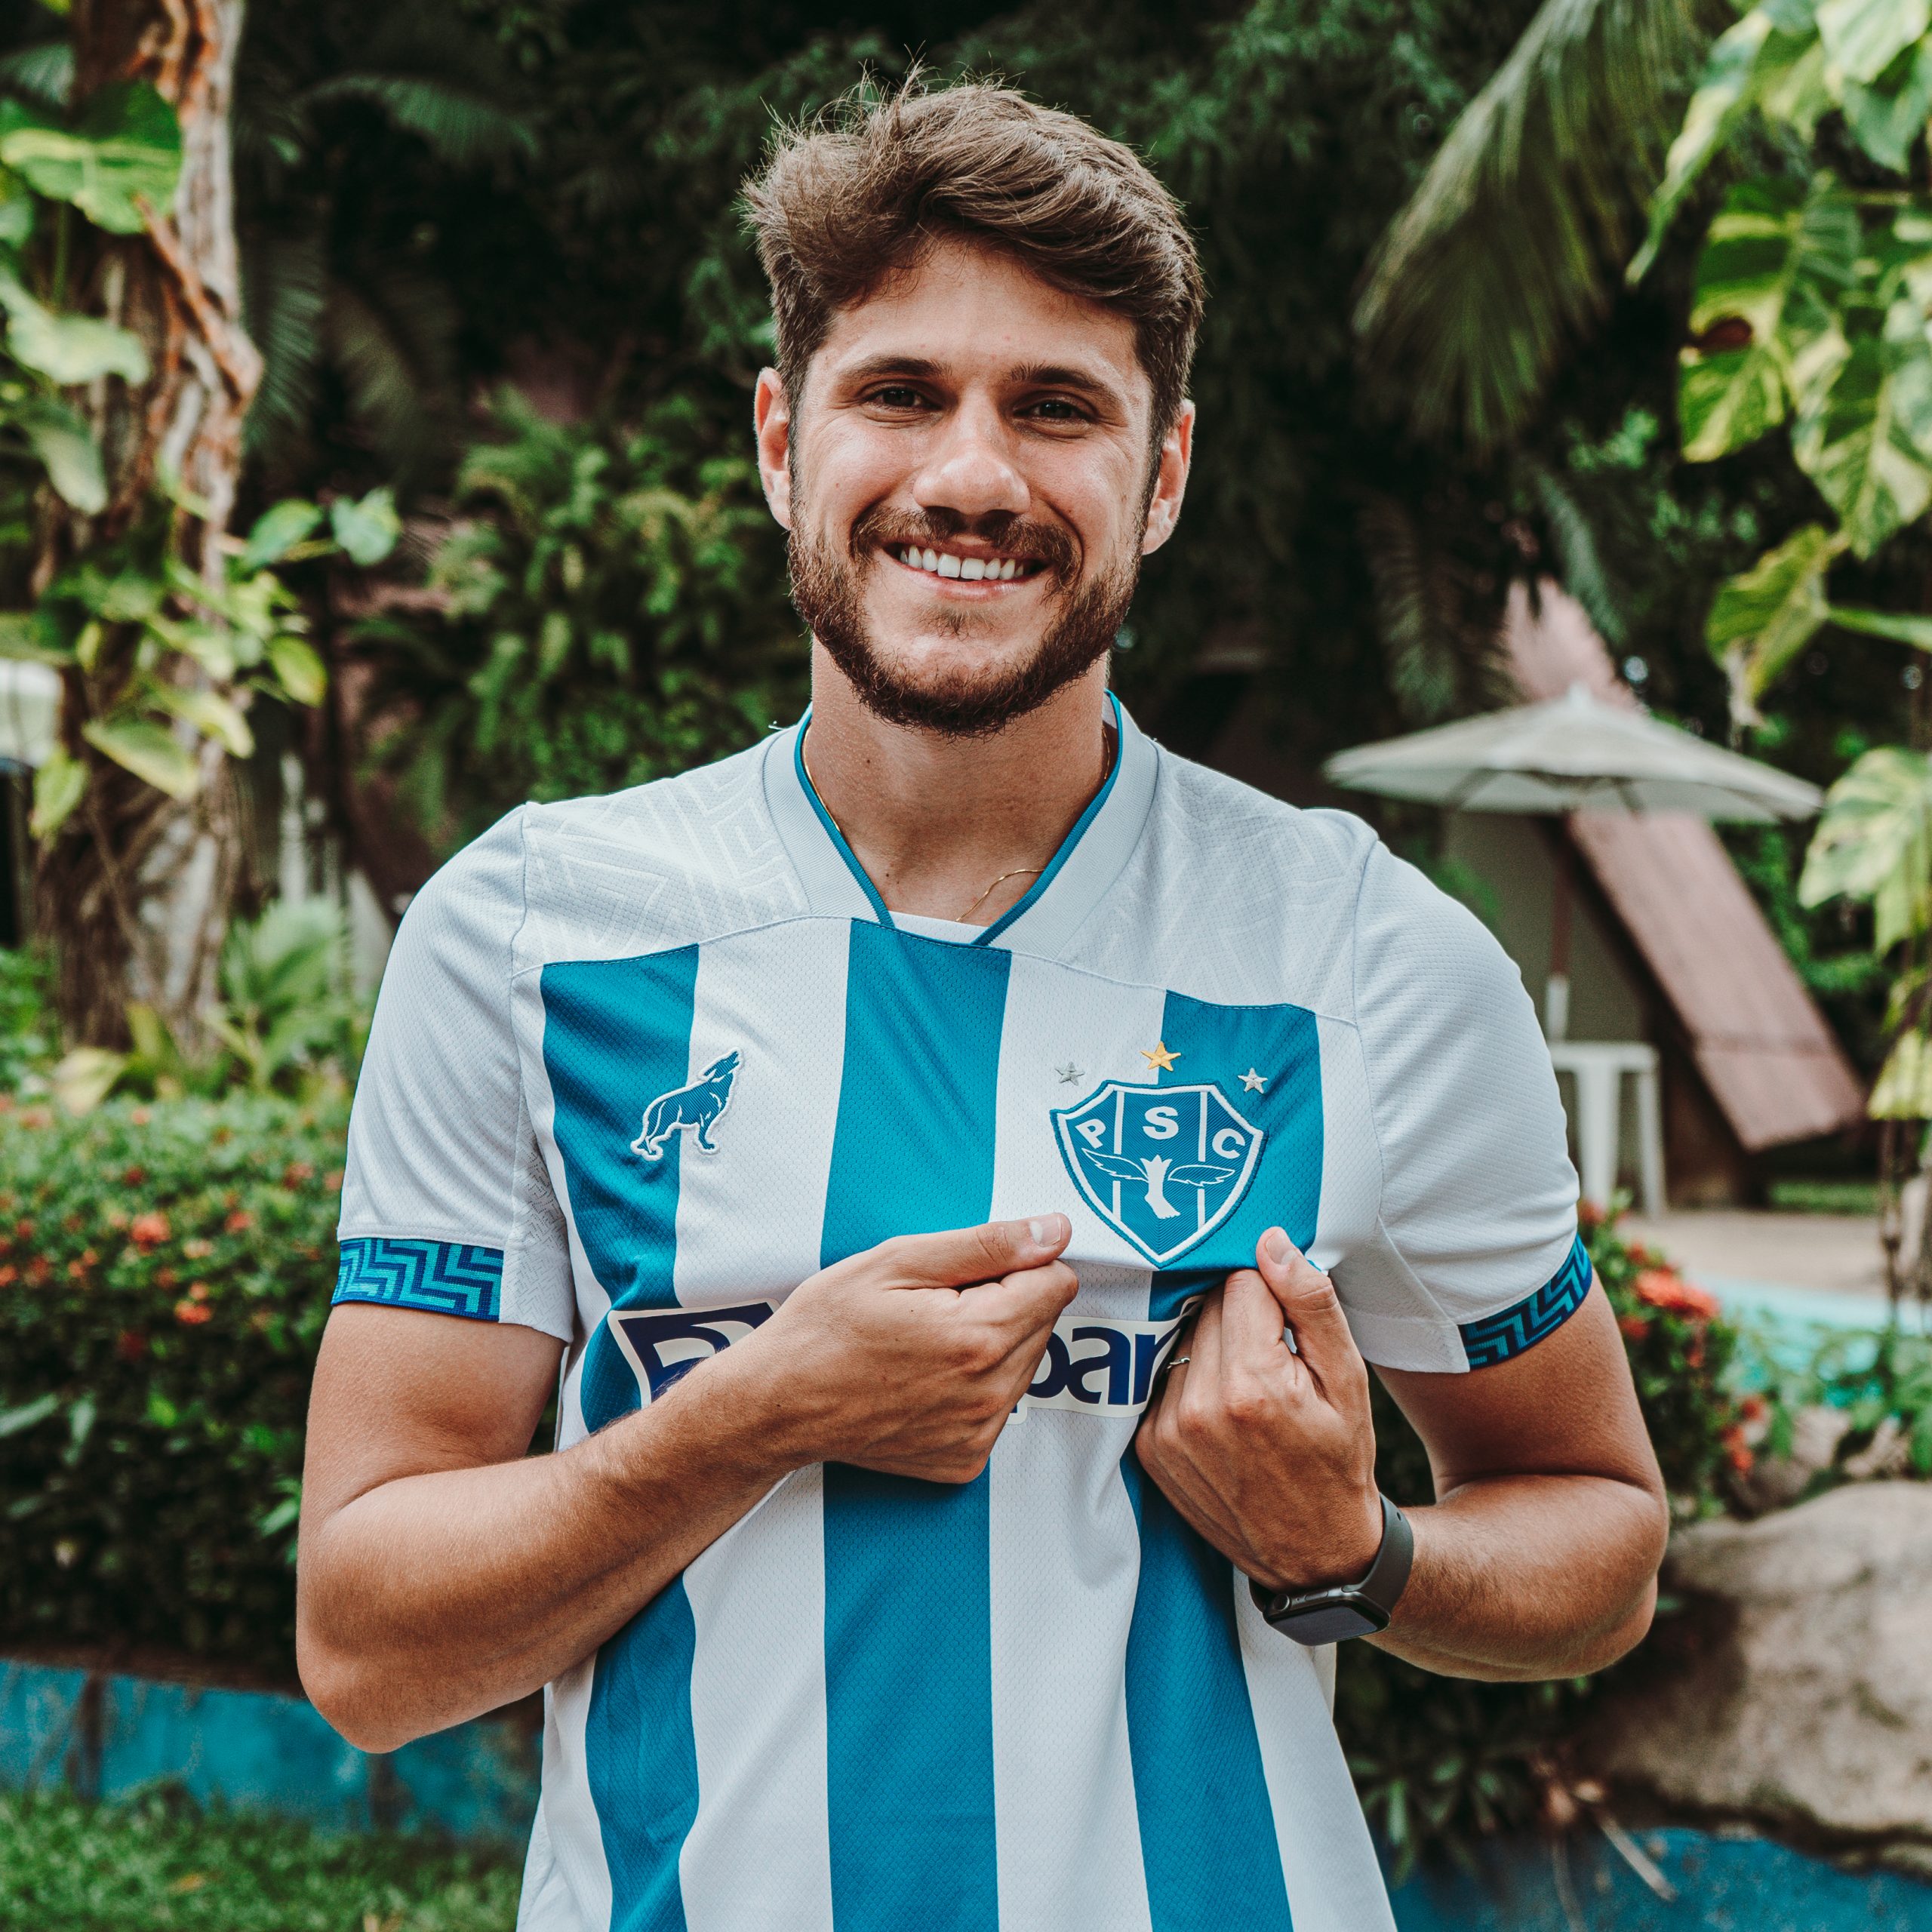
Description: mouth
886,543,1050,586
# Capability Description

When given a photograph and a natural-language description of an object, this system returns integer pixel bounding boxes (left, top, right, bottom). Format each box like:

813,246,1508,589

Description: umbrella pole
1546,826,1572,1043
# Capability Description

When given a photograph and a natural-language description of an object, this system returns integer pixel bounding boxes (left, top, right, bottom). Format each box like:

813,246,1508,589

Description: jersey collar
762,691,1158,957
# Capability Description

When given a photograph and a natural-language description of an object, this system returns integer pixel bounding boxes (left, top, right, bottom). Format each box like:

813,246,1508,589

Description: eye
866,385,930,411
1021,396,1090,423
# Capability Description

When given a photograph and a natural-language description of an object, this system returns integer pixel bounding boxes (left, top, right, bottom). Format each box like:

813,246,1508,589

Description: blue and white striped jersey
336,698,1583,1932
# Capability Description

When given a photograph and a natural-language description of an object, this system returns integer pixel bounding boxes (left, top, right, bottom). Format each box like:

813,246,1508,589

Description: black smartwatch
1251,1494,1414,1645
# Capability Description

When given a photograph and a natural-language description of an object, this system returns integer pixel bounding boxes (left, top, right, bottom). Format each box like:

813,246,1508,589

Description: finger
881,1214,1072,1289
1220,1266,1297,1371
1254,1229,1363,1394
967,1259,1079,1334
1174,1287,1224,1410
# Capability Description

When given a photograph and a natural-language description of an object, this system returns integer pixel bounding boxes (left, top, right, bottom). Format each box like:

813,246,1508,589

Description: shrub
0,1094,345,1678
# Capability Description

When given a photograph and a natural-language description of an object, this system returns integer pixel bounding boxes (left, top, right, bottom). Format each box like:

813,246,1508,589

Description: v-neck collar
762,691,1158,957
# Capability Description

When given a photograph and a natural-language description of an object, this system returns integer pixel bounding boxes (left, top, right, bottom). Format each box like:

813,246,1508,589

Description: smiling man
297,80,1668,1932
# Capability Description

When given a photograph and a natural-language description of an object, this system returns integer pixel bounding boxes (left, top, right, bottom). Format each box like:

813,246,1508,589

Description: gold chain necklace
801,724,1110,925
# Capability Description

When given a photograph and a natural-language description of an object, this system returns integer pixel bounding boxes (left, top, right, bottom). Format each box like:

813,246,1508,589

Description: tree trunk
36,0,260,1048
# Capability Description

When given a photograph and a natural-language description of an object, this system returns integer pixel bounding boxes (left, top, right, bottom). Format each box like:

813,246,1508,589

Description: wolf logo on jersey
1054,1078,1265,1265
631,1049,740,1159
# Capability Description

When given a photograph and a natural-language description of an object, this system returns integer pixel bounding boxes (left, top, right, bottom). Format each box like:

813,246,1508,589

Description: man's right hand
734,1214,1078,1483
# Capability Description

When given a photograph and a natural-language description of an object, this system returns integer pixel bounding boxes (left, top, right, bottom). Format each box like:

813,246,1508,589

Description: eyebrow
836,354,1130,411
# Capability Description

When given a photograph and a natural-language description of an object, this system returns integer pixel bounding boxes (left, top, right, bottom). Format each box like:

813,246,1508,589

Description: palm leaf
303,75,537,168
1356,0,1724,451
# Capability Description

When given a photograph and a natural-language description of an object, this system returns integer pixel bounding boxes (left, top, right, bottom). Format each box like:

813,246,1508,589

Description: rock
1585,1482,1932,1861
1730,1404,1850,1515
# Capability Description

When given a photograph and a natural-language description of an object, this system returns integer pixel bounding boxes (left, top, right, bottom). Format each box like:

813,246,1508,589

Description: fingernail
1265,1229,1294,1266
1029,1213,1069,1248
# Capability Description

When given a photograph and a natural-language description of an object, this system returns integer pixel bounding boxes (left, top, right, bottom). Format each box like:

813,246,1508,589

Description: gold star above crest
1140,1041,1180,1072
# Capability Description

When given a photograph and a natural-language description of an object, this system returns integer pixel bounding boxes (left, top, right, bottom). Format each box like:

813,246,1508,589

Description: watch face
1267,1597,1384,1646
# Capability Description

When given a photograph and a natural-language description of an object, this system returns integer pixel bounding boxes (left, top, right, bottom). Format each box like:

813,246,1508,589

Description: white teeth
937,552,961,577
959,556,986,580
999,558,1017,580
894,546,1032,580
921,547,938,572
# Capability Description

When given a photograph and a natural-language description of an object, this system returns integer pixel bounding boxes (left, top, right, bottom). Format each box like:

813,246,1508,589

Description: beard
789,501,1139,739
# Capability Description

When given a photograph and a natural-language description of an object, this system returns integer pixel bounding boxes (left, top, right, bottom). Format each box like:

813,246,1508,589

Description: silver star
1239,1067,1267,1093
1057,1062,1084,1085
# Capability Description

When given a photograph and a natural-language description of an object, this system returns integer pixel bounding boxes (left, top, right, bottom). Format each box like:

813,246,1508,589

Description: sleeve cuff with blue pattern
333,1237,505,1322
1455,1233,1592,1369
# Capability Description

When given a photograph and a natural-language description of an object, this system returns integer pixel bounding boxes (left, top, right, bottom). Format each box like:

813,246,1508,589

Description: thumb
881,1214,1072,1290
1254,1229,1361,1387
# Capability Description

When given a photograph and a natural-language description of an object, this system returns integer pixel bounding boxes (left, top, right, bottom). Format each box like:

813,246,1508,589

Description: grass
1768,1178,1881,1217
0,1789,520,1931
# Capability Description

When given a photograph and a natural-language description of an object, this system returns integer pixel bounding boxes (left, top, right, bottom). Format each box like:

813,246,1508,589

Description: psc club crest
1052,1079,1265,1266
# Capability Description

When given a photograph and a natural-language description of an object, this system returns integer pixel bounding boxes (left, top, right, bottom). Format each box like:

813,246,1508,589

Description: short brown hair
743,77,1204,439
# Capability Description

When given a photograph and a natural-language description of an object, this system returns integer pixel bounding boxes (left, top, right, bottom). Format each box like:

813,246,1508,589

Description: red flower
115,1330,146,1361
283,1161,315,1188
224,1209,254,1234
187,1281,210,1303
129,1211,171,1251
1618,1313,1651,1342
1721,1423,1754,1473
122,1166,146,1187
1634,1268,1720,1321
174,1299,212,1326
155,1266,177,1290
1740,1394,1768,1423
0,1266,16,1288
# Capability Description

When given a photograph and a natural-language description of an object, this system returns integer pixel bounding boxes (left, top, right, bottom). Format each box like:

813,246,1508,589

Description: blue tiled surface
3,1656,1930,1926
1389,1824,1932,1930
0,1658,537,1846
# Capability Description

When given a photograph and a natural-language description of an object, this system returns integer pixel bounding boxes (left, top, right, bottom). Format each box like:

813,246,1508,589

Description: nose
911,394,1029,522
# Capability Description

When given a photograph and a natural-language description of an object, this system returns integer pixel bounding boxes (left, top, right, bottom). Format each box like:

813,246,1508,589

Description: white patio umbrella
1323,682,1823,1038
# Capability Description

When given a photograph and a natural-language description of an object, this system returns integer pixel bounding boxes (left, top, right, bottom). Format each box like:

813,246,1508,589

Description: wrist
1255,1485,1386,1594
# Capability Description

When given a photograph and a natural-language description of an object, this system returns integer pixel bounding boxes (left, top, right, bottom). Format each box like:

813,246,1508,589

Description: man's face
755,235,1192,737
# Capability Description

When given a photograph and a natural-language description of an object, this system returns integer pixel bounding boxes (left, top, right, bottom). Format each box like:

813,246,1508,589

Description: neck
802,647,1115,926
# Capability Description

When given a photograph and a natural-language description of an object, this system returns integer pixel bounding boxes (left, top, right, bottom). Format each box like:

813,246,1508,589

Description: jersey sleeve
334,807,576,1341
1332,840,1586,1374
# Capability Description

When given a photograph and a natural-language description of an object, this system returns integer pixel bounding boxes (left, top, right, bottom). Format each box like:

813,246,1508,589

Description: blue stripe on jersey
332,1237,502,1319
546,947,704,1932
542,946,700,1312
1458,1231,1591,1367
588,1583,701,1932
1146,992,1322,1322
820,924,1010,1932
1120,1453,1294,1932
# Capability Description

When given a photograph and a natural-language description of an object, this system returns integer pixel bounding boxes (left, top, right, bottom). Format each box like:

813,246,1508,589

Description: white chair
1547,1040,1665,1214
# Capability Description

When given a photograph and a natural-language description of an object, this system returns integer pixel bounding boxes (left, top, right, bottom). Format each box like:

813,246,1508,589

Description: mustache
848,504,1078,586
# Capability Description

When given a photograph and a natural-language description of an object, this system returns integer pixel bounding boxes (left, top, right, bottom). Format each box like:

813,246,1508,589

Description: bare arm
1135,1231,1668,1682
1368,1283,1668,1678
298,1216,1076,1751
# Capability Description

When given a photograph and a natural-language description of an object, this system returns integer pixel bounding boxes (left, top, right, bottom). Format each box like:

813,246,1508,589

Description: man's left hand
1134,1228,1384,1594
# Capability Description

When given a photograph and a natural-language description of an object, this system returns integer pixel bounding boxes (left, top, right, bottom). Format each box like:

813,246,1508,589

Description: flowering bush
0,1094,346,1680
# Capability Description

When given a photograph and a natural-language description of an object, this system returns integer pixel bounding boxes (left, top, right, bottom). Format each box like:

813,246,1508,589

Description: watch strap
1251,1494,1414,1641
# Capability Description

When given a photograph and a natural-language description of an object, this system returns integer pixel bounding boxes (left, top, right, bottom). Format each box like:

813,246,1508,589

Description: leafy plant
17,488,395,848
0,1094,345,1675
50,898,367,1112
358,389,804,847
0,79,178,520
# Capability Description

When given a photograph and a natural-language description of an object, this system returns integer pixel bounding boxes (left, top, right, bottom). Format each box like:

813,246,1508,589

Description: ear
1140,399,1195,556
755,368,793,530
